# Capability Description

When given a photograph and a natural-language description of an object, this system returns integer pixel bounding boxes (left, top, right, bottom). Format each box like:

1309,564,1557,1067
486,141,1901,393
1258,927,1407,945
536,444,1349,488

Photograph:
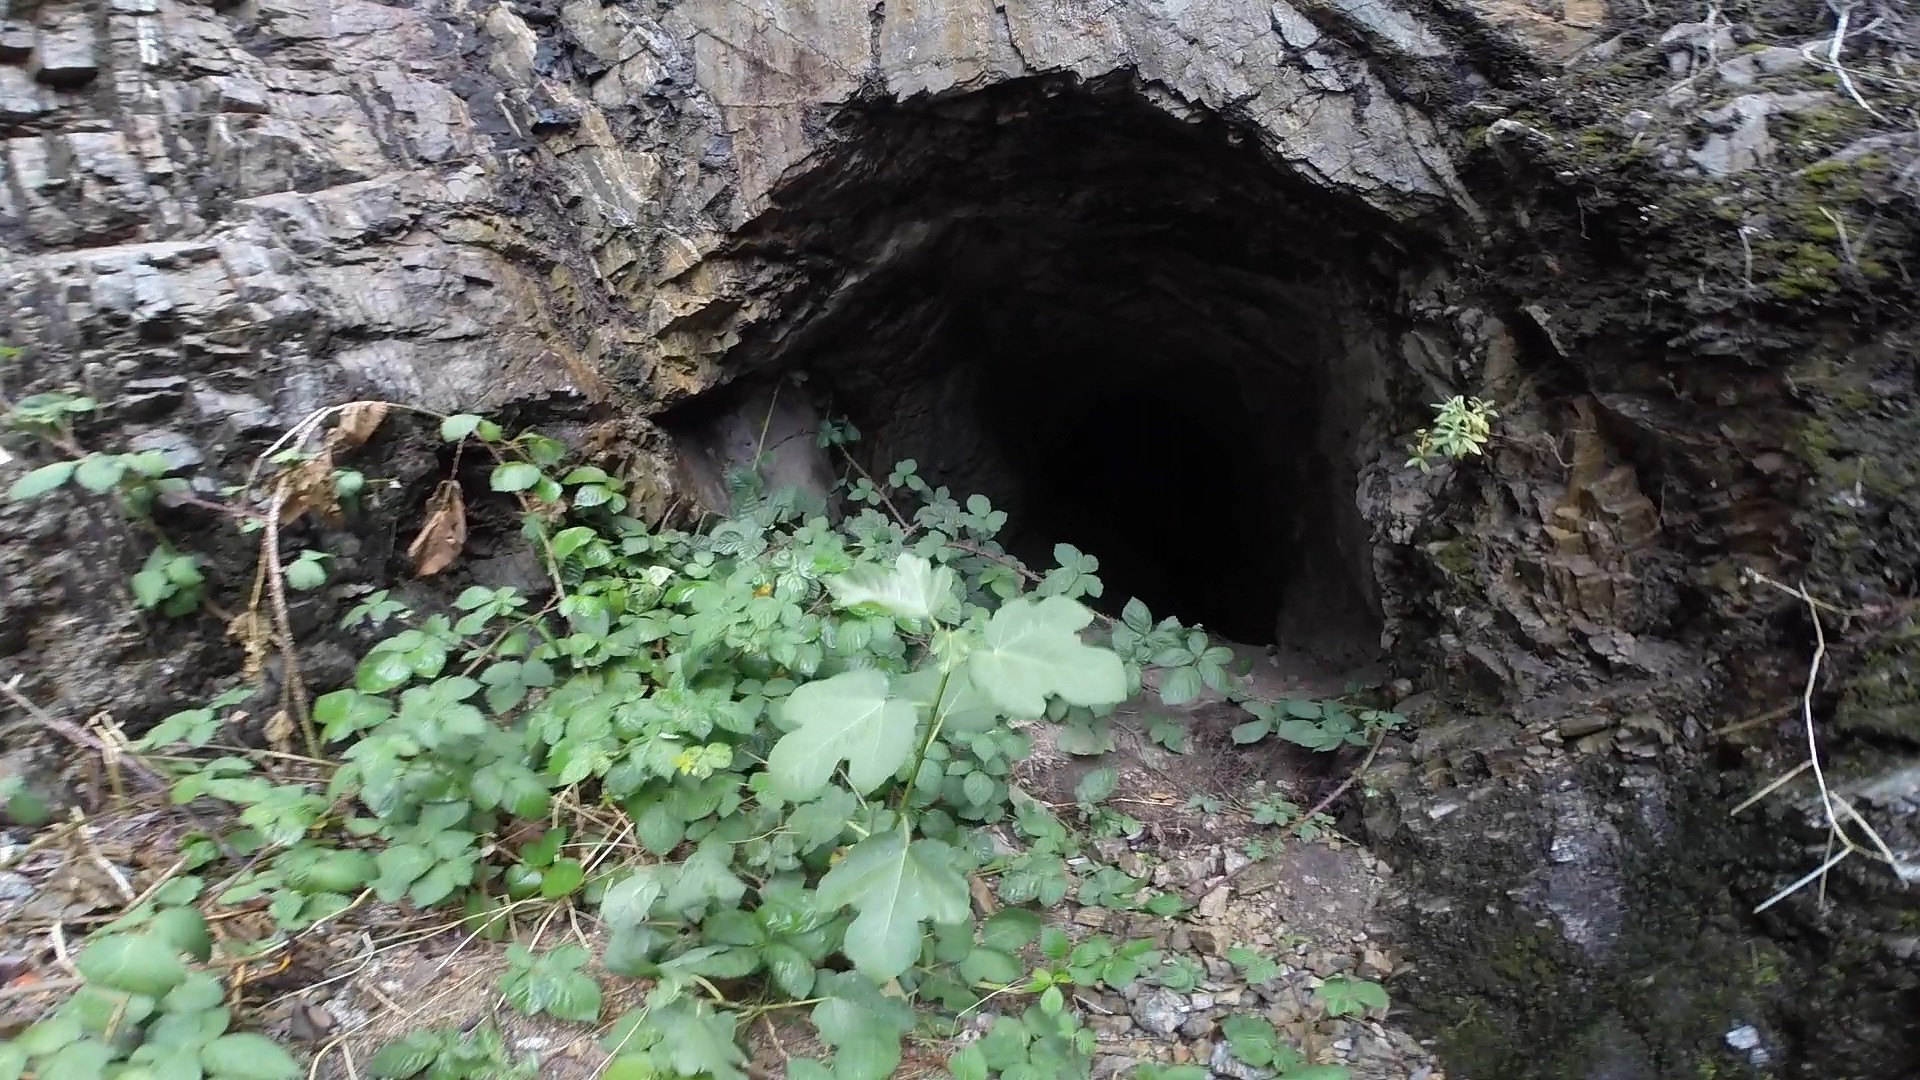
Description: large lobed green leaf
766,670,918,800
966,596,1126,718
814,829,969,980
824,552,956,621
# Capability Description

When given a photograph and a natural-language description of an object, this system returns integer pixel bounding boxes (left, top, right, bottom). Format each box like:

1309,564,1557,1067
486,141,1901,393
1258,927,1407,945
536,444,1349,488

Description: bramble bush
0,396,1397,1080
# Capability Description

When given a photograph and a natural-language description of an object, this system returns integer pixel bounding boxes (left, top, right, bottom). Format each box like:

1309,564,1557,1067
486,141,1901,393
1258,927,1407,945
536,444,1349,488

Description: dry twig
1737,571,1912,912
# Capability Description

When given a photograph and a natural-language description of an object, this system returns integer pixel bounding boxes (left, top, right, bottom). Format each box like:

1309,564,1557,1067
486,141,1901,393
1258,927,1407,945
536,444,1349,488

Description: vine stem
1299,724,1390,825
835,447,918,541
896,644,958,813
0,674,172,794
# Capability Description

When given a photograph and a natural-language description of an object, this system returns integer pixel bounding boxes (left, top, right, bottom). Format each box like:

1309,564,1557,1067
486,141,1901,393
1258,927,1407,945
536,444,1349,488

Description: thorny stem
835,446,919,541
263,486,322,760
739,996,827,1019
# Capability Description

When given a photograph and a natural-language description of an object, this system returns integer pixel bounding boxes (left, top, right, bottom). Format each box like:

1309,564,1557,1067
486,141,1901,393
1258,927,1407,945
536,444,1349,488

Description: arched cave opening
684,76,1428,664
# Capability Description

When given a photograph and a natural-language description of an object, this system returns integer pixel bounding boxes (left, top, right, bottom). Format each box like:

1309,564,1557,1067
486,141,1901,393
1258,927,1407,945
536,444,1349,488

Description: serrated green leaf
313,690,391,741
162,972,225,1015
490,461,541,492
602,868,665,928
371,845,433,901
786,789,857,852
546,970,604,1022
648,998,746,1080
131,568,171,607
367,1033,440,1078
1231,717,1274,744
200,1033,299,1079
767,670,918,799
74,454,128,493
663,944,759,980
600,1056,657,1080
961,770,995,806
762,943,816,998
1074,765,1118,805
662,839,745,919
949,1044,989,1080
981,907,1042,951
1147,712,1189,752
540,858,586,898
810,973,912,1080
76,933,188,997
8,460,76,500
355,651,415,694
13,1014,81,1055
814,830,969,980
1227,945,1282,984
966,597,1126,718
440,414,483,441
1054,717,1114,756
41,1040,114,1080
1158,665,1203,706
284,554,328,591
148,907,212,962
408,859,470,907
1221,1014,1282,1067
959,946,1020,986
1315,975,1389,1017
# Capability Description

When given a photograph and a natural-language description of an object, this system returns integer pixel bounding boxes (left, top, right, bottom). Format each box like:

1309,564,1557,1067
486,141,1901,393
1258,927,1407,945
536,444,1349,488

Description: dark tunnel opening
685,75,1416,663
972,328,1299,645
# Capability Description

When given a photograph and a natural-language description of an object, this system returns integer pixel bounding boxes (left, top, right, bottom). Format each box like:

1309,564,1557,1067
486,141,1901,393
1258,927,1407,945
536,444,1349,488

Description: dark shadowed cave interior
688,76,1425,664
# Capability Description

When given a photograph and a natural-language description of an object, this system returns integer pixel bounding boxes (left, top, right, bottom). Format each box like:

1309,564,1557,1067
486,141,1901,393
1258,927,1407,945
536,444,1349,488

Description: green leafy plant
1221,1014,1351,1078
130,547,207,615
1225,944,1281,985
499,943,603,1023
1247,795,1336,841
1130,1066,1210,1080
0,774,53,827
1406,394,1497,471
1314,974,1390,1018
1153,954,1207,993
0,891,300,1080
4,388,97,433
1229,697,1402,753
10,402,1402,1078
996,927,1162,1010
369,1024,535,1080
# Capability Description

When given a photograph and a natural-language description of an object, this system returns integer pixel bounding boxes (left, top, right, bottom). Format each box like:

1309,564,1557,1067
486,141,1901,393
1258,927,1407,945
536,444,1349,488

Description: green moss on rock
1838,624,1920,743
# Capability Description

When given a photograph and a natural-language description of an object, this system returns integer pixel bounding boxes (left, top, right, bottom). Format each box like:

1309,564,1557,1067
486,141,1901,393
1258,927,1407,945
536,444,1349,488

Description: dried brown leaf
228,610,273,682
277,449,341,526
263,709,296,755
408,480,467,577
331,402,390,448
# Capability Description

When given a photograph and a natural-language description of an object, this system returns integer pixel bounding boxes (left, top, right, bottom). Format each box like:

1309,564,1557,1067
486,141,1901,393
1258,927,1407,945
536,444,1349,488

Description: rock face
3,0,1918,1077
0,0,1508,717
